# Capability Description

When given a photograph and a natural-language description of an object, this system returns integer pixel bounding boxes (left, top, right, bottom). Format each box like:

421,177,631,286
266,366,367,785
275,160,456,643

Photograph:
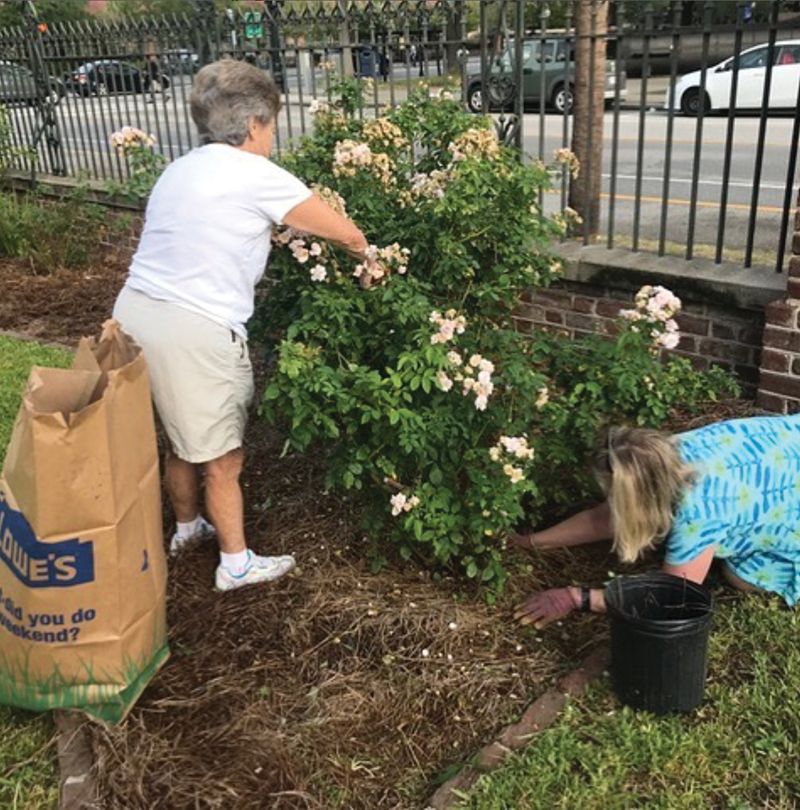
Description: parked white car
665,39,800,115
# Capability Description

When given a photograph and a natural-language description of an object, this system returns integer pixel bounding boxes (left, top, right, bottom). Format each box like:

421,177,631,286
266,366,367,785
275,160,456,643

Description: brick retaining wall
757,294,800,413
515,281,764,394
755,194,800,413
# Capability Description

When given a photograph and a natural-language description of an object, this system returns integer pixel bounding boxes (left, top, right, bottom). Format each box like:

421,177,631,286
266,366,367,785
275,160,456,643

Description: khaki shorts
113,286,254,464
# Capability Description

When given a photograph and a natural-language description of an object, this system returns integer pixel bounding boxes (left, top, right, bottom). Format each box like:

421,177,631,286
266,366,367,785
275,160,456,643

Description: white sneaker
169,517,216,555
215,551,296,592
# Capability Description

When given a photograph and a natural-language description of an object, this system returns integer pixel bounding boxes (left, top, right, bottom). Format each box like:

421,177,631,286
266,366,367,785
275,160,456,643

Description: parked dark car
0,61,64,105
465,38,626,113
64,60,170,97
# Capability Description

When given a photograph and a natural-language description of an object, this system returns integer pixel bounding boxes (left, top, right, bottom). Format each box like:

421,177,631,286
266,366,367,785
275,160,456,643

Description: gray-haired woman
113,60,368,592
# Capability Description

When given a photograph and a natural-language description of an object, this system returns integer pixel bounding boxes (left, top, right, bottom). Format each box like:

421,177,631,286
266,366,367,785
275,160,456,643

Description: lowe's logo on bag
0,493,94,588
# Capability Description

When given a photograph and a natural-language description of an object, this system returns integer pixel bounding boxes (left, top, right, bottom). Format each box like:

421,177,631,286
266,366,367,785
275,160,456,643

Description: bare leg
204,448,247,554
165,450,201,522
722,563,762,595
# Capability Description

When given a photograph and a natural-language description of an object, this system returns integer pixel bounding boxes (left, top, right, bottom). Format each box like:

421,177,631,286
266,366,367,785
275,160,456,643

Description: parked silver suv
465,38,626,113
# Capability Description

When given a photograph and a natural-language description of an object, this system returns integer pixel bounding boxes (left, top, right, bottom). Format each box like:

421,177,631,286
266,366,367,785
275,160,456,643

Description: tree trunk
569,0,608,238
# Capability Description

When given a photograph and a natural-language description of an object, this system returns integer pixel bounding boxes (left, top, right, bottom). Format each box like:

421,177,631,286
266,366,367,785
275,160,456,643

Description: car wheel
552,84,574,114
96,82,109,97
467,85,484,113
680,88,710,116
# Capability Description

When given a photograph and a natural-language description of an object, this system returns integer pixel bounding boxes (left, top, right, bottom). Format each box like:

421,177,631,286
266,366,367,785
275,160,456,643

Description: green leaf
263,383,281,401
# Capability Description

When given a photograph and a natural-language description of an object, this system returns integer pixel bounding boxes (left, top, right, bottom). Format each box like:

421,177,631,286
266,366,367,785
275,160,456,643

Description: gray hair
190,59,281,146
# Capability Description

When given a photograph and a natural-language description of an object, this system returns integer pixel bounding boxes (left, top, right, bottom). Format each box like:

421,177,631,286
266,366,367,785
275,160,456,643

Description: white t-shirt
127,143,311,337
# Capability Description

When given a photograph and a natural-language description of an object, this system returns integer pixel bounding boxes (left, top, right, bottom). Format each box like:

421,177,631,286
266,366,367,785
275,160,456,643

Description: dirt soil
0,262,759,809
0,256,128,345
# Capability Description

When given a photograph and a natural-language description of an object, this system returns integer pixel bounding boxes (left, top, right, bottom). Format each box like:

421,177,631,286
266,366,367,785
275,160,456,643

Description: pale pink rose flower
390,493,407,516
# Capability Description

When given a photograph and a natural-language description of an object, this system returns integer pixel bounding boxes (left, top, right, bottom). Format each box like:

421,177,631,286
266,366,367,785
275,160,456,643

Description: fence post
757,186,800,413
264,0,285,91
336,0,354,78
20,0,66,179
193,0,218,66
512,0,524,151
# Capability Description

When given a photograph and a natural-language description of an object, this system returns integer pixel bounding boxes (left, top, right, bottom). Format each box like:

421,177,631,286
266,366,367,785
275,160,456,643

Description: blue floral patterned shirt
665,414,800,606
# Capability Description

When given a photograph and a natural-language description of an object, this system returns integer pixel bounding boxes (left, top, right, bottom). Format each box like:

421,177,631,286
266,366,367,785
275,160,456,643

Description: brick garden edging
0,328,74,351
425,646,610,810
55,711,98,810
50,650,609,810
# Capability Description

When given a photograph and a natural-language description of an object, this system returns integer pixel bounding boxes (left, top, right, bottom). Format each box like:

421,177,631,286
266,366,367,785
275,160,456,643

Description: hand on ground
513,587,578,629
507,530,536,551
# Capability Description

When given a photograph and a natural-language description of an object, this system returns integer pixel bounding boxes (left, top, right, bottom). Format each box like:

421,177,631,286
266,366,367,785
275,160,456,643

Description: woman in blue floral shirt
512,415,800,627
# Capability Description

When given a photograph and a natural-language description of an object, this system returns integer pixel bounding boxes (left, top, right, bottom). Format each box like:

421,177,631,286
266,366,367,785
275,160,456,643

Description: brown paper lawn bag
0,320,169,722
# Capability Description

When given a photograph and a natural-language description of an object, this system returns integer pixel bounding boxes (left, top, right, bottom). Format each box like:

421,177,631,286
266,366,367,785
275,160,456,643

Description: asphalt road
524,109,796,265
8,71,795,269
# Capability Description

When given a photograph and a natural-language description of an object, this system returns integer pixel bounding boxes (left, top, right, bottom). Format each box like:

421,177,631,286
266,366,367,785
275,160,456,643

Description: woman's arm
509,501,612,551
283,193,368,258
514,546,717,628
514,586,606,628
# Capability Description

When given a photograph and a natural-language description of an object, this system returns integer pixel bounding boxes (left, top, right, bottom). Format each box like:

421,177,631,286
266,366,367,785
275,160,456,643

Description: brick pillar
756,194,800,413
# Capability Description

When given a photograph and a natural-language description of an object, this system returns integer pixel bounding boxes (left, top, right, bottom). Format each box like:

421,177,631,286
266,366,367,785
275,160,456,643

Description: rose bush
256,78,736,591
107,126,166,201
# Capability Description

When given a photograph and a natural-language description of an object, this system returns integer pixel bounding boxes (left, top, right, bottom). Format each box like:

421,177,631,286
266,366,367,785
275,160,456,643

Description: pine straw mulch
84,417,612,810
82,397,759,810
0,254,128,345
0,260,760,808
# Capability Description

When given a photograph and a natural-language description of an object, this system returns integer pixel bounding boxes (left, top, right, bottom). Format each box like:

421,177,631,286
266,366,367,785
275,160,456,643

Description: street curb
55,710,99,810
425,645,610,810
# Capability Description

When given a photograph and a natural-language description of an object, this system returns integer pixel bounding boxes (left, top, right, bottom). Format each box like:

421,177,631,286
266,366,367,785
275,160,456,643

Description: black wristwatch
580,586,592,612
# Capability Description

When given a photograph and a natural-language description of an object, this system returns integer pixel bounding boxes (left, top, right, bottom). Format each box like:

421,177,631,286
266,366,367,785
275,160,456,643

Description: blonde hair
593,427,693,563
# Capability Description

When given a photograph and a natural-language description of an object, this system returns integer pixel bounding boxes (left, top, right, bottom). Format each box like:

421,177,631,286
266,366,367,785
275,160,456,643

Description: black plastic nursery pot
604,573,713,715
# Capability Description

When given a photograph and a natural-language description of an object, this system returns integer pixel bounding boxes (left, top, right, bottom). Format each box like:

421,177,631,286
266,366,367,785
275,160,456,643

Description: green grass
0,706,59,809
0,336,71,810
0,336,71,452
462,595,800,809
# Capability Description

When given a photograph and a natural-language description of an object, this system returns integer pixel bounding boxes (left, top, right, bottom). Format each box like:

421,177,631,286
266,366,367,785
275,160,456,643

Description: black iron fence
1,0,799,273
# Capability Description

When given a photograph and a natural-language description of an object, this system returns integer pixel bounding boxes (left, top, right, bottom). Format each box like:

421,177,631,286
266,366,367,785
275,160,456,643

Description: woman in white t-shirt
113,59,368,592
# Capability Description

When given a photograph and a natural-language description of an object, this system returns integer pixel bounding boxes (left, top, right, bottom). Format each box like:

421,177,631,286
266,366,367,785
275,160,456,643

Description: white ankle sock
176,516,202,539
220,549,250,575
